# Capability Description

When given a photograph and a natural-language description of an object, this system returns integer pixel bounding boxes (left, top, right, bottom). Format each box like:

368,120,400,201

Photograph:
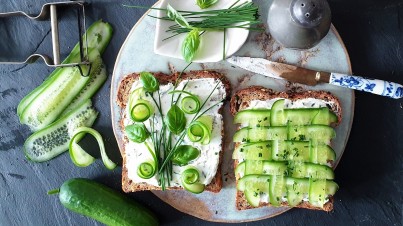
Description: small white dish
154,0,251,63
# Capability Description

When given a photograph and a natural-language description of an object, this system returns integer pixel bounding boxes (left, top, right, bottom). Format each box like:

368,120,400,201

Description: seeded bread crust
117,70,231,193
230,86,341,211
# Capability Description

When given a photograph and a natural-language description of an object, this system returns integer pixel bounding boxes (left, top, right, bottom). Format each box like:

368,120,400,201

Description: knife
227,56,403,99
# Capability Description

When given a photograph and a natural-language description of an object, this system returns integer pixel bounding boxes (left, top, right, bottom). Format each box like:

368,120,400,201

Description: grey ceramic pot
268,0,331,50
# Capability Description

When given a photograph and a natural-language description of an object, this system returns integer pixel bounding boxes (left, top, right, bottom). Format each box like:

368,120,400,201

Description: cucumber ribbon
181,168,205,194
69,127,117,170
187,115,213,144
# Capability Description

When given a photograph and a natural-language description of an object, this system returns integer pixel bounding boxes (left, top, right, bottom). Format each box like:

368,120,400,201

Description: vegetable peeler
0,1,91,75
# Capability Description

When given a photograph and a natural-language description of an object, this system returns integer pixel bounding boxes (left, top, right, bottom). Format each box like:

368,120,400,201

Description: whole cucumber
56,178,158,226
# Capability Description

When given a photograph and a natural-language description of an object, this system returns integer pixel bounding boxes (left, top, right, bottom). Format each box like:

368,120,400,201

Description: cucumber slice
20,50,102,131
270,99,286,126
232,142,272,160
309,179,333,208
272,140,311,162
244,189,261,207
69,127,116,170
290,162,334,179
286,177,310,206
237,174,271,192
61,64,108,116
24,99,98,162
181,168,205,194
312,107,338,125
245,160,264,175
233,127,287,143
262,161,288,176
18,20,113,118
235,161,245,178
288,125,336,143
234,109,271,127
310,144,336,165
269,175,285,206
285,108,320,125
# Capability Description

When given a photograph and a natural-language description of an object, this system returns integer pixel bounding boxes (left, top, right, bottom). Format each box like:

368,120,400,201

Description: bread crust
230,86,341,211
117,70,231,193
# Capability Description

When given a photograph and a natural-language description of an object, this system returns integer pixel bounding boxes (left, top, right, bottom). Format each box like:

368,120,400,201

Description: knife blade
227,56,403,99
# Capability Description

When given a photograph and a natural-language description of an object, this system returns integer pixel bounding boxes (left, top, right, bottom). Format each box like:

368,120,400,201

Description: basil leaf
167,4,190,28
171,145,200,166
182,28,200,63
165,105,186,134
196,0,219,9
140,72,159,93
125,123,149,143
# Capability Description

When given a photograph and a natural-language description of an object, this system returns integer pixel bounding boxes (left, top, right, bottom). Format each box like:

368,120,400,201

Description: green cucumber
244,189,261,207
53,178,158,226
235,141,335,165
17,20,113,118
233,142,272,160
237,174,271,192
235,161,245,177
234,125,335,143
270,99,286,126
289,162,334,179
288,125,335,143
310,144,336,165
24,99,98,162
69,127,117,170
272,140,311,162
61,63,107,116
241,160,288,176
234,109,271,127
312,107,338,125
233,127,287,143
309,179,338,208
20,50,102,131
286,177,310,206
269,175,285,206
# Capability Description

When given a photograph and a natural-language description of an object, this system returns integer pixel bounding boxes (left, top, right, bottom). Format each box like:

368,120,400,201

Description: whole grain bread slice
230,86,342,211
117,70,231,193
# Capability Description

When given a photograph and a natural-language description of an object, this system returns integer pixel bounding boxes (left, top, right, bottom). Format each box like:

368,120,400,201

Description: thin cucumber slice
234,109,271,127
20,50,102,131
233,127,287,143
18,20,113,118
286,177,310,206
24,99,98,162
289,162,334,179
69,138,95,167
270,99,286,126
288,125,336,143
61,64,107,116
237,174,271,192
181,168,205,194
233,142,272,160
269,175,285,206
69,127,116,170
244,189,261,207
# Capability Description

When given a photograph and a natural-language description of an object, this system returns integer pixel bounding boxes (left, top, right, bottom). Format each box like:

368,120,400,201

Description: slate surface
0,0,402,225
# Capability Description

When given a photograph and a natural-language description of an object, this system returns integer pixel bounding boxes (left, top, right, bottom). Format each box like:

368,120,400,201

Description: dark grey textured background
0,0,402,225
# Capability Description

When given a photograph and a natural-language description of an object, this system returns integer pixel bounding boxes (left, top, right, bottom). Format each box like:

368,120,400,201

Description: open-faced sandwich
117,70,230,193
230,86,342,211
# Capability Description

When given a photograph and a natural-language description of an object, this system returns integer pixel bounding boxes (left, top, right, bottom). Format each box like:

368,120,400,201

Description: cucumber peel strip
69,127,116,170
181,168,205,194
17,20,113,118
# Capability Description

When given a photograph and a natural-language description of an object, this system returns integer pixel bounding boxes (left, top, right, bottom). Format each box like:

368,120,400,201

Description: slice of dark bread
117,70,231,193
230,86,342,211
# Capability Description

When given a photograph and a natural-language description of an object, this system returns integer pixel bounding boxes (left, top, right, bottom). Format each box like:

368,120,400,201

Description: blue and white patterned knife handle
329,73,403,99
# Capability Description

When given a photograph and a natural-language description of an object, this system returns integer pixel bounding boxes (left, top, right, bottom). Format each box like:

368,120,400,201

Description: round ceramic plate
111,0,354,223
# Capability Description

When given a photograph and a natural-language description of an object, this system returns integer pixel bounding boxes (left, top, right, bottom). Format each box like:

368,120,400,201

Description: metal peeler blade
0,1,91,72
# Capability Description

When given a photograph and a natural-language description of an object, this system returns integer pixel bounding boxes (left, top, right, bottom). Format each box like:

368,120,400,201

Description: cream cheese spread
124,78,226,187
